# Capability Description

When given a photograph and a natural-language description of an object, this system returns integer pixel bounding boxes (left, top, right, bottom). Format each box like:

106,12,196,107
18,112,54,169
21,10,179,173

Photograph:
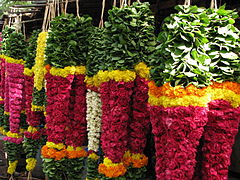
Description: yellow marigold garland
23,68,34,76
134,62,150,79
31,104,45,112
7,160,18,174
0,55,25,65
26,158,37,171
49,66,86,77
32,32,48,91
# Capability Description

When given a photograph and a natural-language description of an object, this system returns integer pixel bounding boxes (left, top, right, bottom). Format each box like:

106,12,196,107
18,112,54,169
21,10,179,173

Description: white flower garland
86,89,102,152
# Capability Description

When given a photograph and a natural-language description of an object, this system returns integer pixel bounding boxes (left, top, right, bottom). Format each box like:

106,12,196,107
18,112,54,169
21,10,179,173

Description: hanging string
136,0,141,3
113,0,116,6
99,0,106,28
128,0,131,6
210,0,218,9
120,0,124,8
65,0,69,14
76,0,80,18
27,171,32,180
184,0,191,6
9,175,14,180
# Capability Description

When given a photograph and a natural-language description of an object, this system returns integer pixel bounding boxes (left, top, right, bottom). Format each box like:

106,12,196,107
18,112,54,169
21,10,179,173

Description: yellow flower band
27,126,38,133
4,111,10,116
23,68,34,76
0,98,4,101
31,104,45,112
26,158,37,171
6,131,22,138
7,160,18,174
134,62,150,79
88,152,100,160
0,55,25,65
85,75,101,87
149,94,210,107
148,81,240,108
49,66,86,77
208,88,240,108
0,127,7,136
98,157,127,178
46,142,65,150
33,32,48,91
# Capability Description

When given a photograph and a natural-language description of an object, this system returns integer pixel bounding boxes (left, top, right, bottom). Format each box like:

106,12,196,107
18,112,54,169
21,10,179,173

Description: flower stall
0,0,239,180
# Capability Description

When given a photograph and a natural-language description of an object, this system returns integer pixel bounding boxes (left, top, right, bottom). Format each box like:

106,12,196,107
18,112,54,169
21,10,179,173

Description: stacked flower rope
23,29,46,172
94,2,155,179
42,14,92,180
0,27,28,175
149,5,240,180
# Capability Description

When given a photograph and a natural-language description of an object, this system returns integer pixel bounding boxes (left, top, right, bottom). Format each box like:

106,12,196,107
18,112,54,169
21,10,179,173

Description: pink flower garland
200,100,239,180
149,105,208,180
45,73,74,144
24,75,34,125
0,58,5,104
101,80,134,163
129,76,150,154
65,74,87,147
7,62,24,134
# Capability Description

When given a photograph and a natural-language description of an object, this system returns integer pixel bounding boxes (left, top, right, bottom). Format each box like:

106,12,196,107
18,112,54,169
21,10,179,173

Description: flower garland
86,88,102,180
0,56,5,133
124,62,150,179
23,31,47,172
200,100,239,179
148,80,240,179
43,67,88,179
3,58,26,175
98,70,135,178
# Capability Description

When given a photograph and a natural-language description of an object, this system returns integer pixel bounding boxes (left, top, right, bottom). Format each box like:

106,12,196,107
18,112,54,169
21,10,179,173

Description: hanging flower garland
23,29,46,172
1,28,28,175
42,14,92,180
0,27,15,136
85,27,105,180
149,4,240,180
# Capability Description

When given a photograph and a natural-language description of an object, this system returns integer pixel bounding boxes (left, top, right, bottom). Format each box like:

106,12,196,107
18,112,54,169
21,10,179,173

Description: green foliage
150,5,240,87
45,14,93,68
25,29,41,69
86,27,106,77
0,105,4,127
86,157,101,179
125,166,147,180
32,87,46,107
42,157,85,180
206,5,240,83
3,114,9,132
1,27,27,59
23,137,40,158
3,141,21,162
20,112,28,129
101,2,156,71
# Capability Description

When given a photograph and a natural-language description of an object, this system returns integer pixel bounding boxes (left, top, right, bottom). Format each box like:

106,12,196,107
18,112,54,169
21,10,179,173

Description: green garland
102,2,156,71
25,29,41,69
150,5,240,87
45,13,93,67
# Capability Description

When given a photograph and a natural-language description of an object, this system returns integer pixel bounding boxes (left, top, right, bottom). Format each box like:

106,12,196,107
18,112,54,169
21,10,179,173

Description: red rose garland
0,57,5,133
65,74,87,147
201,100,239,180
149,105,208,180
45,73,73,144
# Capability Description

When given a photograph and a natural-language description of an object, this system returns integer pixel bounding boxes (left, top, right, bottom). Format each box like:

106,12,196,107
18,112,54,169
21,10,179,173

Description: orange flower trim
41,145,87,160
123,151,148,168
148,81,207,99
210,81,240,95
98,157,127,178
